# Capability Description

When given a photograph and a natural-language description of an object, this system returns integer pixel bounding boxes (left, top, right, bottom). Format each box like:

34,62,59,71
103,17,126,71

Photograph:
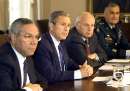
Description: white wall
0,0,88,30
9,0,33,25
41,0,86,22
50,0,86,22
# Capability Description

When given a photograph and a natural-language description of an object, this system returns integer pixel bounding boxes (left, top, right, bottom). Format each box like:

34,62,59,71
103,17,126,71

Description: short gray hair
104,2,120,12
74,12,95,26
9,18,33,35
49,10,70,24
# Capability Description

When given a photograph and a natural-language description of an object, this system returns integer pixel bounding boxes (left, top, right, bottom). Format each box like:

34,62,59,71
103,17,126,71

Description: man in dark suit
95,3,130,59
33,11,93,84
0,18,45,91
65,12,107,68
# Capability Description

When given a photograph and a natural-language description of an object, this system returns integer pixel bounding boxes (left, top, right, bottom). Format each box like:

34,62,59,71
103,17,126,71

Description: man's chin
61,37,67,40
111,21,119,25
26,52,35,56
85,35,92,38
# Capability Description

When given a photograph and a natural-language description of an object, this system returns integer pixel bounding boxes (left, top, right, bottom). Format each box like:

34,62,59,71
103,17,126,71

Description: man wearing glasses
0,18,46,91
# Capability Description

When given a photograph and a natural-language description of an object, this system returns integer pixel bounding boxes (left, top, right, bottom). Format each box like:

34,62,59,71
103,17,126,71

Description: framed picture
92,0,130,13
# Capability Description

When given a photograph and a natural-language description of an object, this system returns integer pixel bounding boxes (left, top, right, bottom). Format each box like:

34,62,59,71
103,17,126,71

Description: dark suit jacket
0,42,46,91
33,32,79,84
65,27,107,68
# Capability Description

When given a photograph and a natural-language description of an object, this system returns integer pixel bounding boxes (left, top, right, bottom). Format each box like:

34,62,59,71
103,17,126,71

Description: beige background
0,0,92,31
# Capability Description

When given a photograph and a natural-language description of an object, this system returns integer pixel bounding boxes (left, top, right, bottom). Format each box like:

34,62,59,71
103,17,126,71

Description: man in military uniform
95,2,130,60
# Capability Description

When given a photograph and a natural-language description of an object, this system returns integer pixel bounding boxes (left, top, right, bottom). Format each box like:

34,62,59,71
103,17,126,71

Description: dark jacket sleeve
0,59,25,91
65,39,87,65
93,35,108,65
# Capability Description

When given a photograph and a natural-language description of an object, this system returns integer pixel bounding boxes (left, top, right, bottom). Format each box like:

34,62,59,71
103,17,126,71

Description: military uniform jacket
95,18,130,59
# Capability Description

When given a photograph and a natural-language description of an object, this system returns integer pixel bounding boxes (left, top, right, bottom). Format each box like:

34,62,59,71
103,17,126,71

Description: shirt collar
12,46,26,64
82,37,86,41
50,33,60,47
82,37,89,42
108,24,116,29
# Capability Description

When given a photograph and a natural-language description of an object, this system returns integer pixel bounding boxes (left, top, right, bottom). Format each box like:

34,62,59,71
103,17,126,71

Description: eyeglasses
17,32,41,41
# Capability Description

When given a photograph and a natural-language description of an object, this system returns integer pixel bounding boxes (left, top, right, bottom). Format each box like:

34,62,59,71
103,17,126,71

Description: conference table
46,65,130,91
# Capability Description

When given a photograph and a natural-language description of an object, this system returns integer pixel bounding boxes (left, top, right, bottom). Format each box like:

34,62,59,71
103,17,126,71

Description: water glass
113,65,124,86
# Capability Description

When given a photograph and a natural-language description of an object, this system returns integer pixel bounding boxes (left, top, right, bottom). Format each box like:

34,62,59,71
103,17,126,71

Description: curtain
0,0,9,31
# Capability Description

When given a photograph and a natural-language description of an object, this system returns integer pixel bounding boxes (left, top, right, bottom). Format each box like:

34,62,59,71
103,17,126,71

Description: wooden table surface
46,70,130,91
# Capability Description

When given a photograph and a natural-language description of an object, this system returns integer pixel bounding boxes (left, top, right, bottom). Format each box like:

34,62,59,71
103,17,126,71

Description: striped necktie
85,39,90,55
23,60,28,87
58,43,65,71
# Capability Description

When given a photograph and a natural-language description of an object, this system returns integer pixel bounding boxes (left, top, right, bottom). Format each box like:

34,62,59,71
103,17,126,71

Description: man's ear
10,33,16,44
49,23,54,30
76,22,80,30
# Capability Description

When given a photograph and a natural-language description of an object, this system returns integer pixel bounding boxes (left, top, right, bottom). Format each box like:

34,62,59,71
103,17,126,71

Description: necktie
85,39,90,55
23,60,28,87
58,43,65,71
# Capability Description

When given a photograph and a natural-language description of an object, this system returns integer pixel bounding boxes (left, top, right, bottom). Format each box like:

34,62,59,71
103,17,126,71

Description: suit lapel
7,43,22,87
45,33,61,70
76,29,86,46
14,59,22,87
26,57,37,83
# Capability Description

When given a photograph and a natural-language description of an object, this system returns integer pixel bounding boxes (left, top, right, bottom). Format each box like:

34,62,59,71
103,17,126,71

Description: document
106,79,128,87
107,59,130,63
99,63,113,71
92,76,112,82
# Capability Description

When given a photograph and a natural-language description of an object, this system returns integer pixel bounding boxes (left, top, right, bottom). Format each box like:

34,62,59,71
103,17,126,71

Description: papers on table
92,76,112,82
99,64,113,71
99,59,130,71
123,72,130,84
93,76,129,87
106,79,128,88
107,59,130,63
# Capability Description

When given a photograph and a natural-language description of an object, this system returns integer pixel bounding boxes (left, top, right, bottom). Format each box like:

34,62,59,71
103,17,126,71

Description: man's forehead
19,25,39,34
109,6,120,11
57,16,70,20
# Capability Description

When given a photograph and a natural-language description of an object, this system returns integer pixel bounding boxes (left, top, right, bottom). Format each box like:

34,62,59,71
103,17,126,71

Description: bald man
65,12,107,68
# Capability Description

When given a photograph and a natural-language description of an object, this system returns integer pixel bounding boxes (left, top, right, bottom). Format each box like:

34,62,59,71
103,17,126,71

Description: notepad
107,59,130,63
92,76,112,82
99,64,113,71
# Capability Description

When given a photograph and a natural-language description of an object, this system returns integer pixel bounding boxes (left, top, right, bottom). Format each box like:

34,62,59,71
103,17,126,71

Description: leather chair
36,19,49,34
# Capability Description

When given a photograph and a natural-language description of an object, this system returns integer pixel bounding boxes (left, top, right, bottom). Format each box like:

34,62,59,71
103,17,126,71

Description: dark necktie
23,60,28,87
58,43,65,71
85,39,90,55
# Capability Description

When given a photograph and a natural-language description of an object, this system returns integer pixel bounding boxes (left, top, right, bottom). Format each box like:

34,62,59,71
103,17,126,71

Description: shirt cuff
74,70,82,79
95,54,99,61
126,50,130,58
23,87,32,91
84,60,88,64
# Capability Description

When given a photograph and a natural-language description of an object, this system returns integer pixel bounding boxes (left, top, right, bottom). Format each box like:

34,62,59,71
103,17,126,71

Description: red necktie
85,39,90,55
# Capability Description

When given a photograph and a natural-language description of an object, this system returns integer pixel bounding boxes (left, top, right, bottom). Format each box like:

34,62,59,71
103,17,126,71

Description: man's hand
88,53,97,60
79,64,93,78
25,83,43,91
